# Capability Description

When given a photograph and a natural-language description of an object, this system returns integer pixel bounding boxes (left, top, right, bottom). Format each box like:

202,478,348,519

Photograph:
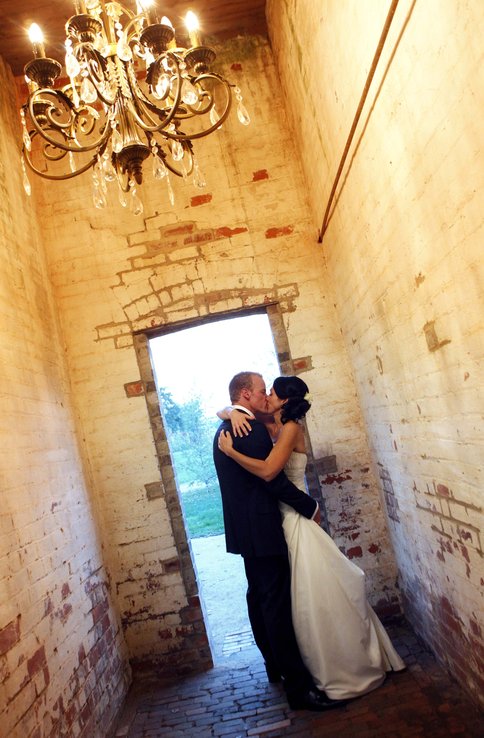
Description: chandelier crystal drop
20,0,250,214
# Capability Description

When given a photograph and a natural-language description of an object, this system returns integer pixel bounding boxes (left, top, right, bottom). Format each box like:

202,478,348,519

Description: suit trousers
243,554,314,698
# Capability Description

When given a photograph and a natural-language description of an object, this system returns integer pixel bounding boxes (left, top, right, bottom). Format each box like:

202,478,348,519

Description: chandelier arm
123,12,146,41
27,90,110,153
126,71,233,139
127,93,170,133
170,74,233,139
22,142,98,181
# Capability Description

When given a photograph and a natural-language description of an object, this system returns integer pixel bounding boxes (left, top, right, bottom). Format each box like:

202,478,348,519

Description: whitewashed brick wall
0,58,130,737
267,0,483,706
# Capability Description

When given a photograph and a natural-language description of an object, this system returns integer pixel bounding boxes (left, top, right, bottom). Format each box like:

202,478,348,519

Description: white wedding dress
281,451,405,699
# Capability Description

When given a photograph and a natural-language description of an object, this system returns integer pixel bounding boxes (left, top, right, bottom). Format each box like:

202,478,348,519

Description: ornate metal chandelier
19,1,250,215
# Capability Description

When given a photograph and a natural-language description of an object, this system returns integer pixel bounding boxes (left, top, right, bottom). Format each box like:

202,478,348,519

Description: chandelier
19,0,250,215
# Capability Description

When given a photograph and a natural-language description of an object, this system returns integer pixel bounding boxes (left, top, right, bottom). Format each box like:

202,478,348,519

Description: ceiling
0,0,268,77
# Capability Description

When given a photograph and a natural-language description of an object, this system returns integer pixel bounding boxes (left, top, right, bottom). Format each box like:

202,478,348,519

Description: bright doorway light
149,312,280,664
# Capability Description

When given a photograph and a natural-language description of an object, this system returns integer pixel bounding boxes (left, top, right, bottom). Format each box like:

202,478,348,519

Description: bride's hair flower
304,392,312,403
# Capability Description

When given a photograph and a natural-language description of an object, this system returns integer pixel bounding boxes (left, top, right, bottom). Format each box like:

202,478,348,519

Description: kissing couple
213,371,404,711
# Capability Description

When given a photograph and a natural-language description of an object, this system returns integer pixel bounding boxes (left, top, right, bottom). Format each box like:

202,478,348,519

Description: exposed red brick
88,642,102,668
65,702,77,726
293,358,309,370
190,193,212,207
184,230,214,245
442,612,464,636
265,225,294,238
321,472,352,485
78,644,86,664
124,380,144,397
0,616,20,656
436,483,450,496
347,546,363,559
441,596,455,614
231,62,243,71
215,226,248,238
80,699,94,728
27,645,46,677
368,543,381,554
61,582,71,599
99,613,111,635
92,600,109,625
163,223,194,236
57,603,73,624
252,169,269,181
180,605,204,624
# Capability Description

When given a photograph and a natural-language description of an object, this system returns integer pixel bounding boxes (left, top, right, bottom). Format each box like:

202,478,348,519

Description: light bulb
185,11,201,46
28,23,46,58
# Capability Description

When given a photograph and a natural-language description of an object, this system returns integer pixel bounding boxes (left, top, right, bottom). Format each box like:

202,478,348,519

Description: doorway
148,311,280,664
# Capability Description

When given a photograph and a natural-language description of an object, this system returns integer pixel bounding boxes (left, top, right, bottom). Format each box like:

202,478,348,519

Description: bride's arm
216,407,253,437
218,422,299,482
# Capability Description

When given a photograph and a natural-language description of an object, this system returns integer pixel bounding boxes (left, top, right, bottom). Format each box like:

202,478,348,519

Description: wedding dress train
281,451,405,699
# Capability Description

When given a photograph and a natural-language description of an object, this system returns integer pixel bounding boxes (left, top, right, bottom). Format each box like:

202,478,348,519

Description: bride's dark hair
272,376,311,424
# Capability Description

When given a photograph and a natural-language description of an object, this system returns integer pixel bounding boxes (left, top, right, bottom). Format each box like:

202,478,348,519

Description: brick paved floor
114,619,483,738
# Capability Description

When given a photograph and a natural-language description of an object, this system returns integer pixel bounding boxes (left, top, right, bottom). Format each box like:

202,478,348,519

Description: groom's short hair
229,372,262,403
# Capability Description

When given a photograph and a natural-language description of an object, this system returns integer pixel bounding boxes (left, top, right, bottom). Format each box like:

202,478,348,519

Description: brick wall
25,33,401,685
267,0,483,706
0,57,130,737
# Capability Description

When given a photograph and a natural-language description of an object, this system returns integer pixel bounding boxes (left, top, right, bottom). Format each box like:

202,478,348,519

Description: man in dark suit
213,371,345,711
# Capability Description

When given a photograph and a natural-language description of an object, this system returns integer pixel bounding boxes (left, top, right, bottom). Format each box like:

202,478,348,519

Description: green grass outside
180,482,225,538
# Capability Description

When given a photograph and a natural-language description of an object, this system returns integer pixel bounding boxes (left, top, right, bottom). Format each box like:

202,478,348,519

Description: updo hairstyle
272,375,311,424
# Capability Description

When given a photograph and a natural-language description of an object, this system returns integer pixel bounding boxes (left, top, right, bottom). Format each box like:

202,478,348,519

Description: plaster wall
0,58,130,738
28,36,401,678
267,0,483,706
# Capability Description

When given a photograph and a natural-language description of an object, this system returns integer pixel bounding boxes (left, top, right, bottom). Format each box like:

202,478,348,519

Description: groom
213,371,343,711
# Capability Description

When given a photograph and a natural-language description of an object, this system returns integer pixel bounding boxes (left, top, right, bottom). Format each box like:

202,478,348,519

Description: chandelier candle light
19,0,250,215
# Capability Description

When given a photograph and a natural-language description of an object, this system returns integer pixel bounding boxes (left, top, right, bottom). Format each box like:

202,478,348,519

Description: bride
217,375,405,700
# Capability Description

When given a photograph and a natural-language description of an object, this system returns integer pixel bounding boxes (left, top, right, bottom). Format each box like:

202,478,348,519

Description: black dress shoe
264,663,282,683
288,689,348,711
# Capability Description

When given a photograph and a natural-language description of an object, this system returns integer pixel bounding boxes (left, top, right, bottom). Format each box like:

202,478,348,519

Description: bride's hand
218,430,234,456
229,409,252,437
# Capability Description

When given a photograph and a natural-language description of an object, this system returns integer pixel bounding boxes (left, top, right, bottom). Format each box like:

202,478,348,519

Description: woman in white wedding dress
218,375,405,700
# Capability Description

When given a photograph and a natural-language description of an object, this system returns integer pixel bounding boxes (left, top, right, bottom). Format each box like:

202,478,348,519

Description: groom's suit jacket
213,416,318,558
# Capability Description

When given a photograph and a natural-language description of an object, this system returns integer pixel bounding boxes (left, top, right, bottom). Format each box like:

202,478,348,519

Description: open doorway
148,311,280,664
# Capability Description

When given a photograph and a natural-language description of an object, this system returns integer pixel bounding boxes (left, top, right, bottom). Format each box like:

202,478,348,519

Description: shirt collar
231,404,255,419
